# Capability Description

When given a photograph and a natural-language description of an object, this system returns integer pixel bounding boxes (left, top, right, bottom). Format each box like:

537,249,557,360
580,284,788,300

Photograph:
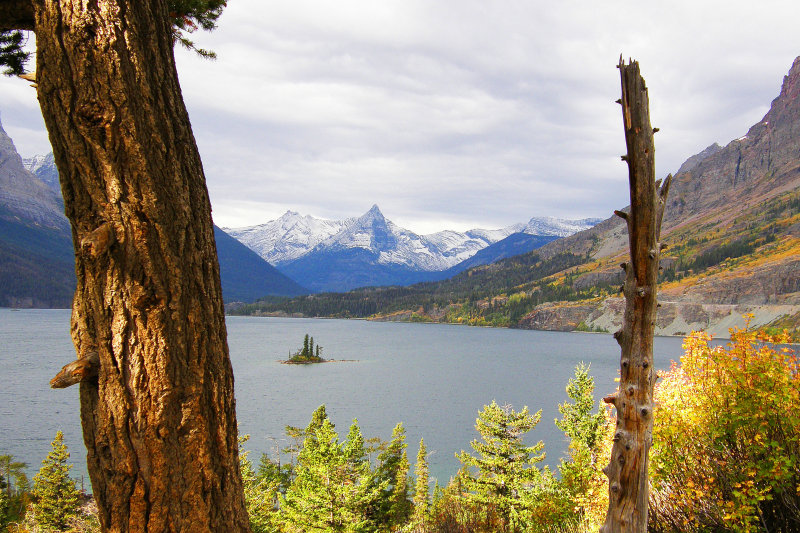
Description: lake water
0,308,687,488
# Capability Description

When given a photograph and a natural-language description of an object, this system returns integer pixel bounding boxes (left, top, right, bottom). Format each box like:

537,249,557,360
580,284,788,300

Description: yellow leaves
650,326,800,530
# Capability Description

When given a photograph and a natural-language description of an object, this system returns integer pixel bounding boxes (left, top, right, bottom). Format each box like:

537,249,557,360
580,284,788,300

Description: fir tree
373,423,411,530
0,454,29,528
2,1,251,528
411,438,430,529
456,401,547,530
32,431,82,531
1,1,226,76
303,334,310,357
239,435,281,533
281,414,382,532
0,454,27,500
0,30,29,76
555,363,605,453
554,364,609,526
307,405,331,434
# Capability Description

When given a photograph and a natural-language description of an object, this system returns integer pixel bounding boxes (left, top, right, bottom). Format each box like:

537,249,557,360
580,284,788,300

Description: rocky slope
0,118,75,308
513,57,800,336
0,121,67,231
2,139,308,306
23,152,60,193
255,57,800,336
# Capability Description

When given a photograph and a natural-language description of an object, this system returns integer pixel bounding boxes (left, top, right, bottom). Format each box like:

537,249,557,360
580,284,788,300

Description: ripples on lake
0,309,686,487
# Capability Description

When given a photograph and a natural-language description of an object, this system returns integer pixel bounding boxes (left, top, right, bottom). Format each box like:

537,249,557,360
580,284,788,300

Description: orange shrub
650,325,800,532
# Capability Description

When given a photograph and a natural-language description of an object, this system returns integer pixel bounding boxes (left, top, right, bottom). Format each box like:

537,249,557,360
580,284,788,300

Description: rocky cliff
0,116,75,308
514,57,800,336
0,119,68,230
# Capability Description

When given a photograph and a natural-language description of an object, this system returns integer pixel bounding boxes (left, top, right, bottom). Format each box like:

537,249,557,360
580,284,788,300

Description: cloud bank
1,0,798,233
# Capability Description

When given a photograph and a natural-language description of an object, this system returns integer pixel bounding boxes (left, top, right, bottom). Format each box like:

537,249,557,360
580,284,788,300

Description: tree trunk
31,0,250,530
600,58,671,533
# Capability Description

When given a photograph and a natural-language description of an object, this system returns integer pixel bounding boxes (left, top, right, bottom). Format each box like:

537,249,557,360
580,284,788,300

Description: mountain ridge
1,119,307,306
225,205,600,292
232,56,800,336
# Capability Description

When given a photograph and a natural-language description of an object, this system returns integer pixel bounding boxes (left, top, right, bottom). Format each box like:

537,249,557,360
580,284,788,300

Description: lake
0,308,687,488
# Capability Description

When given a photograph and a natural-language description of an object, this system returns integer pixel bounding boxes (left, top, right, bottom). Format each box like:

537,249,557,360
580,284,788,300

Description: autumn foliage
649,324,800,532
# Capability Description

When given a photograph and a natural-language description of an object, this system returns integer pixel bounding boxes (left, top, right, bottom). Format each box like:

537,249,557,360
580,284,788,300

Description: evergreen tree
307,405,331,433
32,431,82,531
0,453,29,528
303,334,310,357
373,423,412,530
0,454,27,499
0,30,29,76
309,337,315,358
555,363,605,453
3,1,251,527
239,435,281,533
456,401,547,530
281,414,382,532
411,439,430,529
555,364,609,527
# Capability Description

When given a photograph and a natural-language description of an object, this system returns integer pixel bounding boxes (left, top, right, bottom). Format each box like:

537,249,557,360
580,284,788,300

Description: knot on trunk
81,222,115,258
50,351,100,388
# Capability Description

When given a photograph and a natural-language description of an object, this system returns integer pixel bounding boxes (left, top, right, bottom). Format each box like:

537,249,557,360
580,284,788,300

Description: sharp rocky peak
361,204,385,219
749,55,800,136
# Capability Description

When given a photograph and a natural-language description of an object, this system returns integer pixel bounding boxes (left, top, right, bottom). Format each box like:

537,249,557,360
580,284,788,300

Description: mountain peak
784,56,800,90
0,123,67,230
523,216,600,237
760,56,800,127
676,143,723,175
358,204,386,223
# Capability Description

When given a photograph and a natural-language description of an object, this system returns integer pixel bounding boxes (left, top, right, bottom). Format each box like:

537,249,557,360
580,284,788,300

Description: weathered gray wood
600,57,671,533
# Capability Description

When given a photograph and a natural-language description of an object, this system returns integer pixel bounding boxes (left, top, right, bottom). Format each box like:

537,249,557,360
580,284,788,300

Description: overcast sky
1,0,799,234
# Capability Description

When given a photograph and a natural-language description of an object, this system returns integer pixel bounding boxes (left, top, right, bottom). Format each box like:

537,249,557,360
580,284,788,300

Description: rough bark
600,58,670,533
29,0,250,530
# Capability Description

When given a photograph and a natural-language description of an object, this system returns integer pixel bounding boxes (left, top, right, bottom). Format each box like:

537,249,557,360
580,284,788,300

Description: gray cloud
2,0,799,233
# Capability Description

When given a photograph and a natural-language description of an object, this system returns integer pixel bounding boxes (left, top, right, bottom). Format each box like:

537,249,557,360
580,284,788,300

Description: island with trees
283,334,326,364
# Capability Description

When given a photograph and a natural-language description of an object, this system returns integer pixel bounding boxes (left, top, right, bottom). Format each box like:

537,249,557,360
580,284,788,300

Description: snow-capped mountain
22,152,60,193
424,228,518,266
521,216,603,237
228,205,515,272
310,204,489,271
227,206,600,275
226,210,353,265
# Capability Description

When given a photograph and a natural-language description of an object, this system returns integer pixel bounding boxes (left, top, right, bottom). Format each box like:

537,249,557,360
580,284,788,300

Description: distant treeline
230,251,597,323
232,190,800,326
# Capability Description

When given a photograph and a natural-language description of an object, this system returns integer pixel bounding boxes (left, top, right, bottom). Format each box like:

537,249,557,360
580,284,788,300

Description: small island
283,334,326,364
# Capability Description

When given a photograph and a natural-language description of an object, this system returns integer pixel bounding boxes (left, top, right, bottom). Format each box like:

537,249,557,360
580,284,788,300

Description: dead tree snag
600,57,671,533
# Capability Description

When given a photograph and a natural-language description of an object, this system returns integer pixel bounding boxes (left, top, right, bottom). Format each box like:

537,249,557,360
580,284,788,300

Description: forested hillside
232,58,800,336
